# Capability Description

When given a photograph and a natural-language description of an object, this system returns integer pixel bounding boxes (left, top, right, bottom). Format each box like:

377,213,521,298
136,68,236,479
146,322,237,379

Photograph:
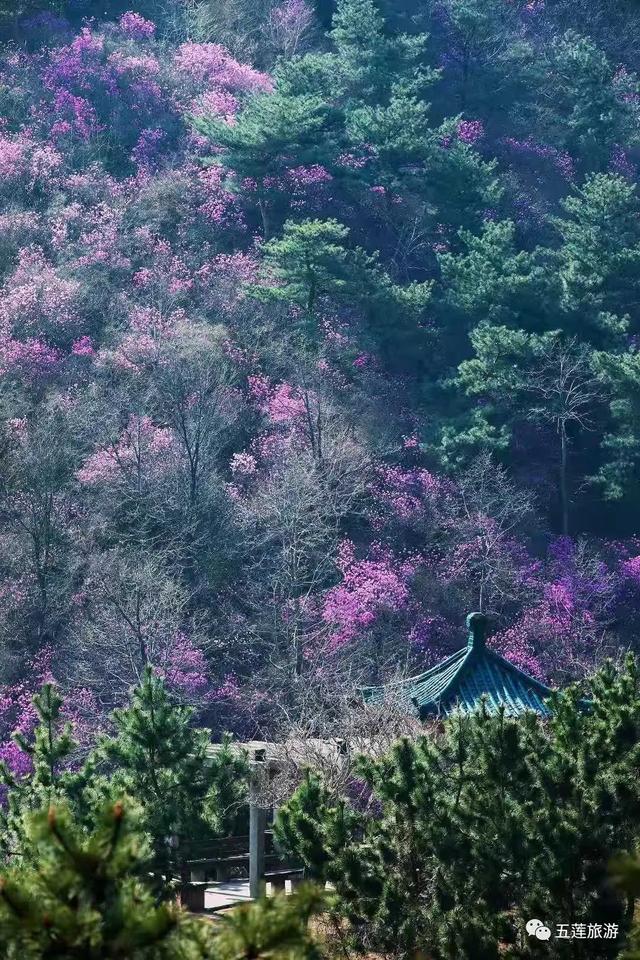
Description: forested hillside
2,0,640,753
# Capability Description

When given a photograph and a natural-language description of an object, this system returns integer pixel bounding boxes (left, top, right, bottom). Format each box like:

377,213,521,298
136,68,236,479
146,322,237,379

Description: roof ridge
360,645,468,698
483,646,555,696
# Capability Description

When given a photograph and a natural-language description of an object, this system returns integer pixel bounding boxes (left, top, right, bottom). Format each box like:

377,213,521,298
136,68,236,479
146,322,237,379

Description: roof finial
466,611,488,651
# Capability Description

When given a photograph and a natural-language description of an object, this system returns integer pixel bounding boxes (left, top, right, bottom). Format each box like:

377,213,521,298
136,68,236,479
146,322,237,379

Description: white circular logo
526,919,543,936
536,926,552,941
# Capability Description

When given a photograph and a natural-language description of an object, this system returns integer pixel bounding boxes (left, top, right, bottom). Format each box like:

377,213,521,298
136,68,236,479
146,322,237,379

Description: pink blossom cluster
0,337,61,380
172,42,272,94
110,305,186,371
490,538,616,680
0,132,63,189
269,0,314,34
490,618,545,679
622,555,640,584
72,335,95,357
210,673,242,703
204,251,260,286
609,145,636,180
44,27,107,93
248,374,307,424
158,632,210,696
457,120,485,144
197,164,246,228
71,202,130,270
439,517,540,590
230,451,258,476
502,136,574,180
322,540,418,648
336,151,372,170
51,88,103,141
0,135,29,181
76,415,181,486
0,648,102,791
130,232,196,296
118,12,157,41
6,417,28,441
0,247,83,344
191,89,239,124
371,465,443,521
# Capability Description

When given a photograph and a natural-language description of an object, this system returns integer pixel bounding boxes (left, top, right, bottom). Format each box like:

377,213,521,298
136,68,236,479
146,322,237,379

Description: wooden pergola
186,739,348,910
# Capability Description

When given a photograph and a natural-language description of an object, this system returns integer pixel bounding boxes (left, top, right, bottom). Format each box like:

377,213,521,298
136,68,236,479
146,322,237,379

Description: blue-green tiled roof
361,612,554,718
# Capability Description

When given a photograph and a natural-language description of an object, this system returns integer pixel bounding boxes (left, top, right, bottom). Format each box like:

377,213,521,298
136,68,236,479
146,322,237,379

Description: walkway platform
204,877,300,913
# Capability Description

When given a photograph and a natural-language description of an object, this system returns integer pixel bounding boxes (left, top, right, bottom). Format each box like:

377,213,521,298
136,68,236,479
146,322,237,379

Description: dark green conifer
94,668,249,890
0,800,207,960
0,684,90,864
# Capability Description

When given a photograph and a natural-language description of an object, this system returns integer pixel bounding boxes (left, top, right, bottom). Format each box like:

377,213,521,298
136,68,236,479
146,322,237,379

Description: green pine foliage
0,801,208,960
540,33,638,170
611,853,640,960
553,174,640,342
0,801,324,960
214,885,325,960
193,92,337,238
591,348,640,500
93,668,249,887
437,219,556,333
276,656,640,960
2,672,249,893
0,684,90,864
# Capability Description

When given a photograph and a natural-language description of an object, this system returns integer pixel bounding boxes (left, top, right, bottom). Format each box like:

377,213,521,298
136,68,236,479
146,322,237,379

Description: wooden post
249,748,267,900
249,801,267,899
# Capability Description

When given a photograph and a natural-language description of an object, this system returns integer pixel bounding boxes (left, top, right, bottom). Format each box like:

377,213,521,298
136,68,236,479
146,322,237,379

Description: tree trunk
559,422,569,536
258,198,270,240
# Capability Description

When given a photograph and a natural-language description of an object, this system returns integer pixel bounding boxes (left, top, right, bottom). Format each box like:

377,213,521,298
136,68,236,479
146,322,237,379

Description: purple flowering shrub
0,649,100,790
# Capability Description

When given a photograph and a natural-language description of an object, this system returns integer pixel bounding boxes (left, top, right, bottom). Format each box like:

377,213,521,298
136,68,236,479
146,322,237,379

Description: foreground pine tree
93,668,250,890
1,673,250,889
0,684,90,864
215,885,325,960
0,800,209,960
0,799,325,960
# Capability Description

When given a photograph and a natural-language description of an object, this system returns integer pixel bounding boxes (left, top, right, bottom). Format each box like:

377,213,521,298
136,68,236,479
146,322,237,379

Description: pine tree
329,0,434,104
437,219,556,335
214,884,325,960
611,852,640,960
274,770,357,882
255,219,352,319
540,33,637,171
592,346,640,500
0,684,90,864
193,92,336,239
435,0,539,122
0,801,325,960
0,800,208,960
93,668,249,891
253,217,432,368
523,659,640,952
553,173,640,343
450,325,603,531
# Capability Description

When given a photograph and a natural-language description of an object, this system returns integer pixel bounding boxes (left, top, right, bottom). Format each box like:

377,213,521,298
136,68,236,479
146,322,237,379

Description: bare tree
252,673,422,809
230,403,370,694
526,337,604,536
437,451,538,616
73,549,208,707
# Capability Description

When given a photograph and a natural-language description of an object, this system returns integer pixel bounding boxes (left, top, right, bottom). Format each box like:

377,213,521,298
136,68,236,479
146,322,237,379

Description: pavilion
190,612,554,912
361,612,554,718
